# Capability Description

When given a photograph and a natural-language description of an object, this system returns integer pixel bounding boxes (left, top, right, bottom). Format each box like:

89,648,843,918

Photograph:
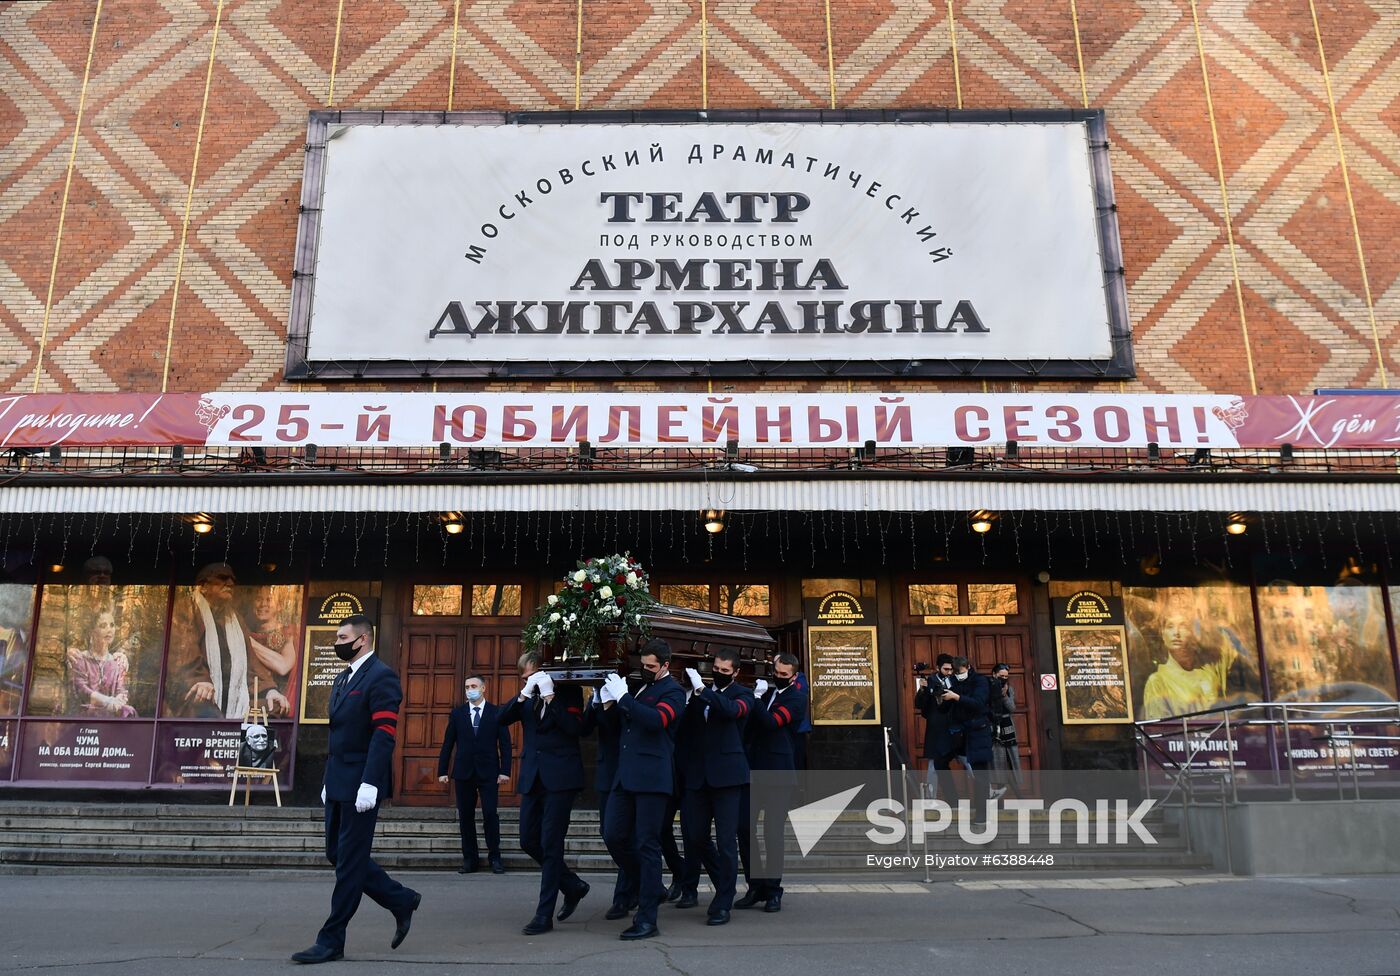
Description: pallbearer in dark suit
580,681,637,920
599,638,686,941
498,651,589,935
677,649,754,926
736,651,808,914
292,614,421,965
438,673,513,874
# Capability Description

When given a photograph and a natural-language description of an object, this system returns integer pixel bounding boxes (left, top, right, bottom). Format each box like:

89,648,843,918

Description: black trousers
453,778,501,864
660,792,684,879
598,787,636,907
518,783,585,920
317,800,417,951
681,785,741,912
603,788,669,928
738,781,790,897
932,751,991,822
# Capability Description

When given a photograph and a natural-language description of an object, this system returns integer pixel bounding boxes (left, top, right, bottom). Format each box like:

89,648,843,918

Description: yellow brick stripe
448,0,463,111
1187,0,1257,396
946,0,962,110
824,0,837,109
160,0,226,393
1068,0,1089,109
1307,0,1388,389
327,0,347,107
32,0,105,393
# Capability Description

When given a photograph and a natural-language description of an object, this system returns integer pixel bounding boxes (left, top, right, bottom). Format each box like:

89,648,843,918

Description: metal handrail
1134,699,1400,805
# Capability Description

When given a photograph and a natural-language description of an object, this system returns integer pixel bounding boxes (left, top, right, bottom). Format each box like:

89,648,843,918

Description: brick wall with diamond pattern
1,0,1397,395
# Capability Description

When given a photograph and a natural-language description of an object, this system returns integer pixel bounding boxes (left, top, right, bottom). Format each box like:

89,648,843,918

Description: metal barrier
1134,700,1400,867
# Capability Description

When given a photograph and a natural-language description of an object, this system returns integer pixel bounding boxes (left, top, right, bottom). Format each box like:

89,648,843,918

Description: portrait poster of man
29,585,165,718
0,584,36,716
238,722,281,769
161,564,303,720
1123,585,1262,721
1259,584,1396,703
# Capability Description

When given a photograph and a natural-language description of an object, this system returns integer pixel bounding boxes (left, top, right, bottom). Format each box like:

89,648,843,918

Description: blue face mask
465,688,483,703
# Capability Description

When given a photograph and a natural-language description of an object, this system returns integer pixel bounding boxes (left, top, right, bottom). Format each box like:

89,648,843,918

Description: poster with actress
30,585,166,718
1123,585,1262,721
0,585,35,716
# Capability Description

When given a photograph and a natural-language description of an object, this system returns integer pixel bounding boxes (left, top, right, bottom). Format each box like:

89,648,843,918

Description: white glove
535,672,555,698
754,679,769,698
354,783,378,813
604,673,628,702
320,786,326,805
520,673,540,699
684,667,703,691
597,681,615,704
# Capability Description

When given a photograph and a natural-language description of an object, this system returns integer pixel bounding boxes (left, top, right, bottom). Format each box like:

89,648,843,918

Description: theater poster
803,581,880,725
1053,591,1132,724
300,585,374,724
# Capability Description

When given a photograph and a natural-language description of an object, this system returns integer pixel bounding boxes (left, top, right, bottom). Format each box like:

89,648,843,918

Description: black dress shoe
665,879,683,902
707,910,731,926
620,922,659,941
391,890,421,949
763,892,782,913
489,856,506,875
674,892,699,909
605,902,630,921
522,916,553,935
556,880,590,921
291,944,343,964
734,888,764,909
458,861,478,874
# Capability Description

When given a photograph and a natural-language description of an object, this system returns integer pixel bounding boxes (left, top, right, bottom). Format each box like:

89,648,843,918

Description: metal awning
0,477,1394,513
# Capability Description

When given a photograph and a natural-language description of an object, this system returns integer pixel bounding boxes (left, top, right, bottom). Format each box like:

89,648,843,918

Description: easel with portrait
228,677,282,806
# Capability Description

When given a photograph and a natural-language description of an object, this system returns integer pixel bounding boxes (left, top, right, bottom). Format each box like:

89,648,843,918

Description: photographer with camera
915,654,993,825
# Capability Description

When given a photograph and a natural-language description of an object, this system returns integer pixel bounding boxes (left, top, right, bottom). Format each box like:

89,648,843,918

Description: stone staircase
0,800,1213,874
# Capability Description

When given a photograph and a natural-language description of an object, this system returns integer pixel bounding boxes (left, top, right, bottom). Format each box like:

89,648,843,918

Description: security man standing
292,614,420,964
678,648,754,925
599,638,686,941
499,651,590,935
437,673,512,874
736,650,808,914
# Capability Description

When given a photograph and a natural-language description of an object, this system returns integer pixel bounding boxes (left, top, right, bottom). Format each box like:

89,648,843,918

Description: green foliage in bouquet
523,553,657,660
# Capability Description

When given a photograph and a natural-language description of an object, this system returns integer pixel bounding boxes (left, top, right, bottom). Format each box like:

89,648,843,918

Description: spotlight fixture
946,446,976,467
970,511,994,534
47,446,61,464
1279,443,1295,464
171,445,185,464
1147,442,1161,462
1189,448,1212,467
192,516,214,535
577,440,594,468
304,443,318,464
1226,514,1247,536
439,441,452,462
1005,439,1019,460
443,514,465,535
702,509,725,534
724,439,739,463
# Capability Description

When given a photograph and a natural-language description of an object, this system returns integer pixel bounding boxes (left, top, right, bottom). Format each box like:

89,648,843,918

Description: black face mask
333,639,360,662
712,671,734,690
773,675,792,689
640,668,658,684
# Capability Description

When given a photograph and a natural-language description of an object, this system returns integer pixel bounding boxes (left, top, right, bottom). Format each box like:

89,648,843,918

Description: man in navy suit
438,673,513,875
292,614,420,964
736,651,807,914
677,648,754,926
580,682,636,921
599,638,686,941
498,651,589,935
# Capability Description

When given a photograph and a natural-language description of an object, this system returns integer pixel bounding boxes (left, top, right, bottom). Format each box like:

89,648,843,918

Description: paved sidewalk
0,871,1396,975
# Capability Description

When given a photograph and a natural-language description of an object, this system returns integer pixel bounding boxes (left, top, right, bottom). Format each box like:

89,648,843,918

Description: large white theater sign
287,110,1131,381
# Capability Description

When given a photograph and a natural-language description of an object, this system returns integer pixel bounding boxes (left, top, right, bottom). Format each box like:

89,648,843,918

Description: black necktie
331,668,349,712
472,706,481,731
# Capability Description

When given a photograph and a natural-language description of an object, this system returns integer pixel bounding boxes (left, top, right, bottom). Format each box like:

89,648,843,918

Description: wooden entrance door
895,579,1039,773
395,581,531,806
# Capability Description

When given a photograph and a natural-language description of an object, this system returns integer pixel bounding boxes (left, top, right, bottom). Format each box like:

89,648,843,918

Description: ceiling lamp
443,514,464,535
1226,514,1247,536
192,516,214,535
970,511,994,534
702,509,725,534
